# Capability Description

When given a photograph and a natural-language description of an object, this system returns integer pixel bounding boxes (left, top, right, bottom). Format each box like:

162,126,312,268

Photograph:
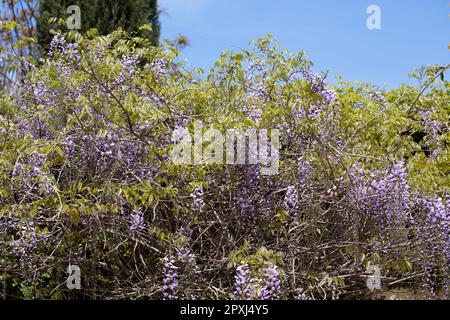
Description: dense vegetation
0,28,449,299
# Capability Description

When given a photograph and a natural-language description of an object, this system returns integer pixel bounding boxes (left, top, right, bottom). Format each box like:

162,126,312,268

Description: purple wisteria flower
191,187,205,212
234,263,281,300
297,157,313,188
248,83,268,100
261,263,281,300
162,255,179,300
11,222,39,279
295,288,314,300
292,99,306,122
171,126,190,144
420,110,444,157
284,185,298,214
242,104,263,123
150,58,167,77
10,153,55,198
174,226,198,273
307,104,322,120
237,165,260,225
62,130,152,181
366,161,410,225
371,91,386,105
301,65,337,105
49,34,81,62
234,263,252,299
130,208,146,236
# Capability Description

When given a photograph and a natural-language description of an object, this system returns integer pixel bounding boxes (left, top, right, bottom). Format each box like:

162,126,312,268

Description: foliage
0,30,449,299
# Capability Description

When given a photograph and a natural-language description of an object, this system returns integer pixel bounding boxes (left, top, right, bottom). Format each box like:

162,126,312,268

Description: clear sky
159,0,450,88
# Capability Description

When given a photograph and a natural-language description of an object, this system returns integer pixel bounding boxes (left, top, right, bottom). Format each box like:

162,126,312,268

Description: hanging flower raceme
234,263,252,299
130,208,146,237
283,185,298,215
191,187,205,212
261,263,281,300
162,255,179,300
234,263,282,300
10,153,55,199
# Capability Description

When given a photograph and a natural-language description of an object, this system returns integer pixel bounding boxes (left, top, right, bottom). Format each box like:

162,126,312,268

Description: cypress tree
147,0,161,46
37,0,160,51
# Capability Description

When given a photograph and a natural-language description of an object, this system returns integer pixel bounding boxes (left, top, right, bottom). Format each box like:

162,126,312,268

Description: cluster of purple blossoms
246,59,266,74
11,222,38,278
243,104,263,123
49,34,81,62
159,227,198,299
366,161,410,226
237,165,260,225
16,112,54,140
90,43,107,63
29,78,56,108
347,164,369,209
0,211,15,231
237,195,256,225
320,88,338,105
102,55,139,97
297,157,313,188
295,288,314,300
162,256,179,300
301,66,337,105
171,126,190,144
62,131,151,180
118,56,139,79
261,263,281,299
421,111,441,137
191,187,205,212
420,110,444,157
413,195,450,298
415,195,449,237
175,244,197,273
301,65,316,83
11,153,55,197
234,263,253,299
371,91,386,105
307,104,322,120
292,99,306,122
292,100,324,121
246,164,260,192
343,162,412,246
248,83,268,101
17,76,61,138
234,263,282,300
150,58,168,78
389,161,410,218
327,175,343,198
283,185,298,214
141,90,164,107
444,196,450,298
174,227,198,273
130,208,146,237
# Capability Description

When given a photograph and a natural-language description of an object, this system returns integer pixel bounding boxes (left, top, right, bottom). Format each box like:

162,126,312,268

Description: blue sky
159,0,449,88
